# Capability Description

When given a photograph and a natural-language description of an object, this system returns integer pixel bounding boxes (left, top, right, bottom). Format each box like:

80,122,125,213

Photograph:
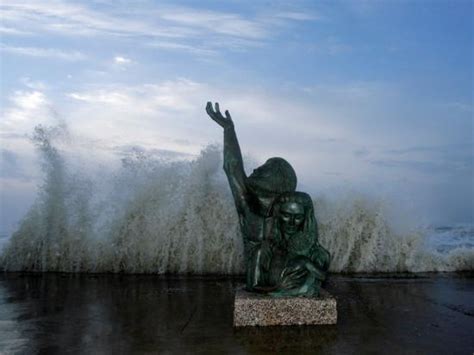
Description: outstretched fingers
206,101,215,117
206,101,233,128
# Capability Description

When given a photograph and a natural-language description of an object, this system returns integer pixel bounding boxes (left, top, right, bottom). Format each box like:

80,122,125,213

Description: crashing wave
1,125,472,273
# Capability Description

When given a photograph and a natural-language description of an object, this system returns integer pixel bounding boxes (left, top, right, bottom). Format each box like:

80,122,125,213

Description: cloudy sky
0,0,472,234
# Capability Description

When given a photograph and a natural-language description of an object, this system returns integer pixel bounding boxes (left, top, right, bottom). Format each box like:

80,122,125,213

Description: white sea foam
1,125,472,273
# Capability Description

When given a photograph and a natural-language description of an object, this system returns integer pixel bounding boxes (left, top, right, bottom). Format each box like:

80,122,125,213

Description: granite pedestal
233,288,337,327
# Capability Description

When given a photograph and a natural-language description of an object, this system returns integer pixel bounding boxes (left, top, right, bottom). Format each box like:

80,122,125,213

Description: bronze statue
206,102,329,296
267,192,330,296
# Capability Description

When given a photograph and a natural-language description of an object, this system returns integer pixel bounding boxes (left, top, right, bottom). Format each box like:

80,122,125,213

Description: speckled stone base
233,288,337,327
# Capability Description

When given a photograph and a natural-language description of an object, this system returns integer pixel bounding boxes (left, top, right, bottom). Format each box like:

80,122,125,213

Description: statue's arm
223,124,248,208
206,102,248,212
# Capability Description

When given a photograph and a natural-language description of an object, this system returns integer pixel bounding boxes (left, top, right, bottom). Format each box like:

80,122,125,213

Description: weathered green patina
206,102,330,296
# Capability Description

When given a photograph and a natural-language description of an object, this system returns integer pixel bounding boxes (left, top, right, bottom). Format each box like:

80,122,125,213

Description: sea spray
1,125,472,273
97,145,243,274
316,196,473,272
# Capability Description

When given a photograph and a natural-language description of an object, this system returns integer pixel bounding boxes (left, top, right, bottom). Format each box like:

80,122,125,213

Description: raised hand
206,101,234,129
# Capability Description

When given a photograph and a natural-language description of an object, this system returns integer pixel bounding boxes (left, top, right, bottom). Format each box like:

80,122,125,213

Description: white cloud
0,90,60,191
5,79,460,189
114,56,132,64
0,0,321,54
274,12,322,21
0,44,86,60
20,77,48,90
0,0,188,38
0,26,32,35
10,91,47,111
147,41,217,56
66,79,202,114
159,8,268,39
61,79,349,168
67,91,131,105
1,91,52,132
63,81,205,156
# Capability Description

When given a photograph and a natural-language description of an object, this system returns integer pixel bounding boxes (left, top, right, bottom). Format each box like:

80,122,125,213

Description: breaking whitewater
1,125,473,274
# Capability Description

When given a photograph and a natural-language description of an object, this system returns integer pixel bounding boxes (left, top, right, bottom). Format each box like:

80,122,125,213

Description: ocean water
0,125,473,274
426,225,474,253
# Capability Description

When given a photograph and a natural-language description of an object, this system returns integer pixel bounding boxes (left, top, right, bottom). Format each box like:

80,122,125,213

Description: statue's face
279,202,305,235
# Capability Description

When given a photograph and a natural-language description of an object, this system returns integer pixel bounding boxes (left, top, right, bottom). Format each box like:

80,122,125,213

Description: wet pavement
0,273,473,354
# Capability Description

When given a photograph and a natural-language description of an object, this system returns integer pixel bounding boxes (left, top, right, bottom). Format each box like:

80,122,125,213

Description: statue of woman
267,192,330,297
205,102,297,291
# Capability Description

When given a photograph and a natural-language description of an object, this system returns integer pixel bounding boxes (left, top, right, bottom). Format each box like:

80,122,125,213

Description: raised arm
206,102,248,213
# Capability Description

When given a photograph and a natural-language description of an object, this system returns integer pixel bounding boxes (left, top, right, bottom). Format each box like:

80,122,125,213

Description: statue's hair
271,191,318,247
247,157,297,194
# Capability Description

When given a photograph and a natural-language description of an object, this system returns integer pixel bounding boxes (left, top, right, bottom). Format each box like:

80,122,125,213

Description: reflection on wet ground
0,273,473,354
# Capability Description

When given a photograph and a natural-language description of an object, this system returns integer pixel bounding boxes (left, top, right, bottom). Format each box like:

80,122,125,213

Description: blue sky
0,0,472,233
